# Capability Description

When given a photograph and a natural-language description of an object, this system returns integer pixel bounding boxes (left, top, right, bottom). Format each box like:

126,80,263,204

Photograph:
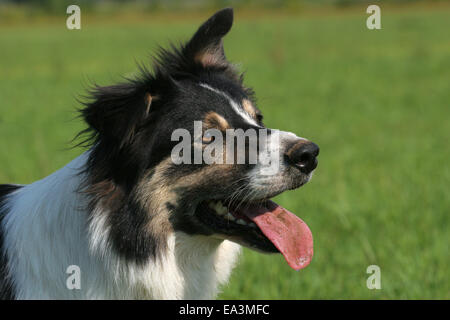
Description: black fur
77,8,258,264
0,184,22,300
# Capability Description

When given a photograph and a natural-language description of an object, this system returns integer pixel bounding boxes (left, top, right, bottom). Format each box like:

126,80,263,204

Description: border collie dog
0,8,319,299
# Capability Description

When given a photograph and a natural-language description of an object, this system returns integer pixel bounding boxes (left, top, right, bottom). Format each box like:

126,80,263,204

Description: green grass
0,5,449,299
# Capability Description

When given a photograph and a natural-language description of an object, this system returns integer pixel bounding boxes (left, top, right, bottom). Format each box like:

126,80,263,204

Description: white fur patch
251,130,303,178
199,83,259,126
2,152,241,299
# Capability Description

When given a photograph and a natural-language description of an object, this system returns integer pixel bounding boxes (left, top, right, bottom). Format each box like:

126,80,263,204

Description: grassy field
0,4,449,299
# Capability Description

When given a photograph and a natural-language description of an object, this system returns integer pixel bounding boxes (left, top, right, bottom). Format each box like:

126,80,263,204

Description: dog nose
286,141,319,174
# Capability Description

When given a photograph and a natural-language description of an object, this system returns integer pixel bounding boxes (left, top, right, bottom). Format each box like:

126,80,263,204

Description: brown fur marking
194,45,227,68
204,111,230,131
242,99,257,119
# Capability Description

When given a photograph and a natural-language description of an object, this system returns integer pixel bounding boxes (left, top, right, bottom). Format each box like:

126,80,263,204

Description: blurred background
0,0,449,299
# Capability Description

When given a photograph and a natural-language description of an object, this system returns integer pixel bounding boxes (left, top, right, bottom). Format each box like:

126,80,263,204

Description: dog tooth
219,203,228,214
226,213,235,221
215,202,227,215
236,219,246,225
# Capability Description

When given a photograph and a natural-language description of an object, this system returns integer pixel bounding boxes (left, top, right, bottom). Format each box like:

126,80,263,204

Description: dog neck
3,152,240,299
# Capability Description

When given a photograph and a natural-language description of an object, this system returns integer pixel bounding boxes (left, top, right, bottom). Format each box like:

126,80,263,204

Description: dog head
81,8,319,270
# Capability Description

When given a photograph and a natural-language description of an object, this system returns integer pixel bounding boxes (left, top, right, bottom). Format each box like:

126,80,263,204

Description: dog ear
82,83,153,147
184,8,234,68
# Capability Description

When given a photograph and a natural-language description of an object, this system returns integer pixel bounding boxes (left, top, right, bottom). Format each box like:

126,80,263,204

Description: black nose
286,141,319,174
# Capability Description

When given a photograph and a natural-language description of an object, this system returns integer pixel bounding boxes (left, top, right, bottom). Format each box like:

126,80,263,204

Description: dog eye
202,131,215,144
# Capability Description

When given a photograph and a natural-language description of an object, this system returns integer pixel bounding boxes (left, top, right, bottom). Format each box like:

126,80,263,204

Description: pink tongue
236,200,313,270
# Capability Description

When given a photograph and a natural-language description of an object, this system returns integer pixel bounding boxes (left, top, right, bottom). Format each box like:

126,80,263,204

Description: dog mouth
195,198,313,270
